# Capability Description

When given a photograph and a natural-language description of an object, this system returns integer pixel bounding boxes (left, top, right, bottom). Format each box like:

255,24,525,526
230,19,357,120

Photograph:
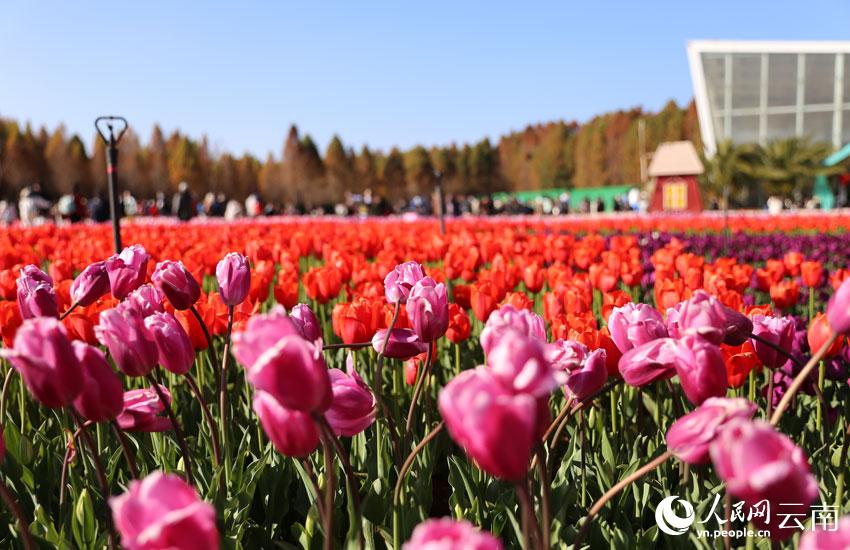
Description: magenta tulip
666,397,756,464
16,264,58,319
144,312,195,375
325,359,376,437
800,517,850,550
127,284,164,318
116,386,173,432
750,314,795,369
672,335,728,405
607,302,667,353
0,317,82,407
403,518,503,550
151,260,201,311
253,390,320,457
479,304,547,357
70,261,110,307
828,276,850,335
487,329,564,398
72,341,124,422
666,290,732,345
371,328,429,360
407,277,449,343
95,302,159,377
617,338,677,387
384,261,426,304
216,252,251,307
710,419,819,540
105,244,150,299
110,471,219,550
233,307,332,412
289,303,322,343
548,339,607,400
439,368,537,480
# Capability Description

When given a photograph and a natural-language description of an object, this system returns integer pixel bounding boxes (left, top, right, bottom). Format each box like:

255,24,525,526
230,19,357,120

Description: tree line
0,100,703,204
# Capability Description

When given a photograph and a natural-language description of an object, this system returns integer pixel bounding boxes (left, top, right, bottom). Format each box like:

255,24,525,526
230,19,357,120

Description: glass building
688,41,850,155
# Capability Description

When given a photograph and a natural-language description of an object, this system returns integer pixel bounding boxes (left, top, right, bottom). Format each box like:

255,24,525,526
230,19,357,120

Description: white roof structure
647,141,704,177
687,40,850,156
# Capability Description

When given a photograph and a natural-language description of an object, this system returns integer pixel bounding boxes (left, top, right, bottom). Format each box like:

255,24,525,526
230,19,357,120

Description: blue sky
1,1,848,158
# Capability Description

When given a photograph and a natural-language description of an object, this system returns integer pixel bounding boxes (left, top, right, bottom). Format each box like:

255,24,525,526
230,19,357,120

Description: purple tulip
72,341,124,422
618,338,678,387
70,261,110,307
95,302,159,377
126,284,164,318
607,302,667,354
750,315,795,369
371,328,429,360
116,386,173,432
105,244,150,299
151,260,201,311
403,518,503,550
383,261,426,304
479,304,547,357
16,264,58,319
548,339,607,400
666,397,756,464
289,303,322,343
144,312,195,375
407,277,449,343
0,317,82,407
325,357,376,437
216,252,251,307
253,390,320,457
486,329,563,398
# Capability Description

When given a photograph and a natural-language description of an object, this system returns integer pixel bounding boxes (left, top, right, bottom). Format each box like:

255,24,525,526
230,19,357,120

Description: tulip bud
126,284,164,318
407,277,449,343
479,304,546,357
105,244,150,299
672,335,728,405
618,338,678,387
828,277,850,335
144,312,195,375
116,386,173,432
607,302,667,354
110,472,219,550
151,260,201,311
666,397,756,464
403,518,503,550
808,312,845,358
666,290,730,345
72,341,124,422
325,361,376,437
371,328,429,360
289,303,322,343
216,252,251,307
16,264,59,319
548,339,607,400
95,302,159,377
750,314,795,369
487,329,564,398
445,303,471,344
252,390,320,457
70,261,110,307
384,261,426,304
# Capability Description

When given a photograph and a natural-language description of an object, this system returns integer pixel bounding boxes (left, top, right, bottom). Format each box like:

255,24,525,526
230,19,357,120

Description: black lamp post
95,116,128,254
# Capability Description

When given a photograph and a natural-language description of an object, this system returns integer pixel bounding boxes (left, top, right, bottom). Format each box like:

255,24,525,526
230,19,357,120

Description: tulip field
4,212,850,549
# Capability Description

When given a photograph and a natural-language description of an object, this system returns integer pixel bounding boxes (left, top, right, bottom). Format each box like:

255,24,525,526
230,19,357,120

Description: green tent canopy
492,185,636,212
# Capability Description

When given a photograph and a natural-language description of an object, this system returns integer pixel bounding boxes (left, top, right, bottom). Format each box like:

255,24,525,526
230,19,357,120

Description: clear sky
1,1,848,158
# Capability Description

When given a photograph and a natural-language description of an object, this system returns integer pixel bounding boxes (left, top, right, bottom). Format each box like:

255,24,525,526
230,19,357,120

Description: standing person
173,181,195,221
19,185,52,226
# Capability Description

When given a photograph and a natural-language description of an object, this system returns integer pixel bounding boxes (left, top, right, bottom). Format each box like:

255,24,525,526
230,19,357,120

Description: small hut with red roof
647,141,704,212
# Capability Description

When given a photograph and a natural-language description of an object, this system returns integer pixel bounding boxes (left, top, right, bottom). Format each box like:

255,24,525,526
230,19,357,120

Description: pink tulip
479,304,547,357
96,302,159,377
325,357,376,437
371,328,429,360
487,329,564,398
127,284,165,318
828,277,850,335
439,368,537,480
666,397,756,464
151,260,201,311
710,419,819,540
144,312,195,375
72,341,124,422
70,261,110,307
252,390,320,457
233,307,332,413
16,264,59,319
105,244,150,299
750,314,795,369
672,335,728,405
666,290,732,345
0,317,82,407
110,471,219,550
800,517,850,550
403,518,503,550
384,261,426,304
607,302,667,353
408,277,449,343
216,252,251,307
289,303,322,343
548,339,607,400
116,386,173,432
617,338,677,387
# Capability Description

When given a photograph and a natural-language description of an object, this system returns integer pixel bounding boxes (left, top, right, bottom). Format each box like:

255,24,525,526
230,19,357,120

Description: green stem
220,305,234,484
392,422,444,549
0,476,35,550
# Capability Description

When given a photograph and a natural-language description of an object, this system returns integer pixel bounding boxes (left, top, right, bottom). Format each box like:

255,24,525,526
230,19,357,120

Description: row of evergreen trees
0,100,702,204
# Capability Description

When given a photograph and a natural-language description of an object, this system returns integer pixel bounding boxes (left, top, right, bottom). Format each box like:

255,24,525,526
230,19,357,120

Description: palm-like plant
700,139,761,208
754,138,842,203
